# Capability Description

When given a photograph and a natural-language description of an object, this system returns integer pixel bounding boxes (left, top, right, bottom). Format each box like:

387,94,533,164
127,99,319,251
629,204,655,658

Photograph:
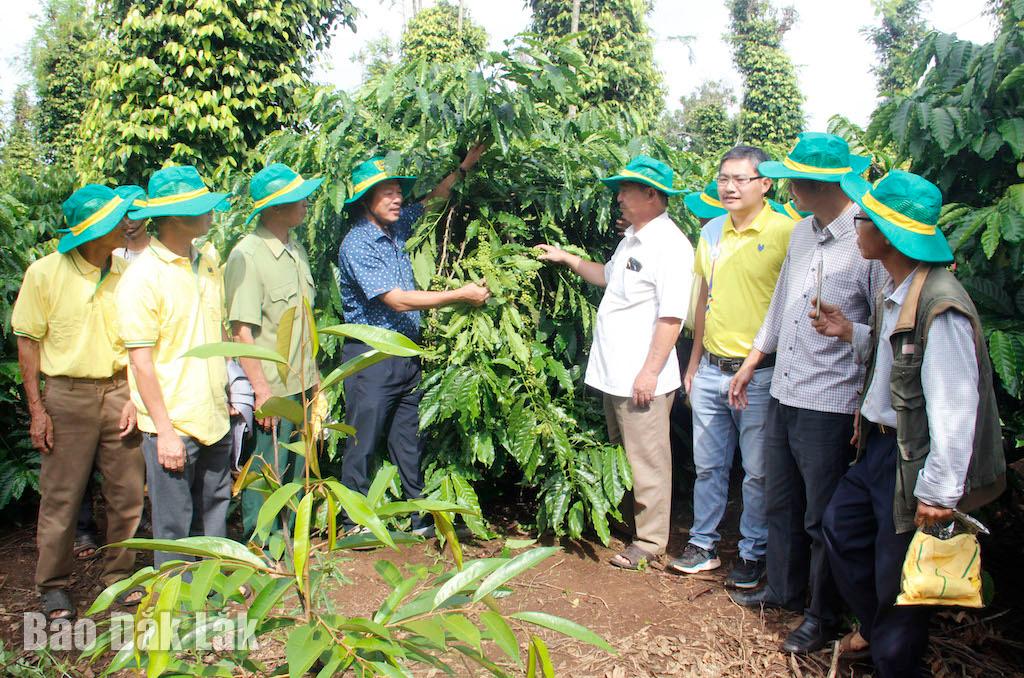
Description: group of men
539,133,1004,677
13,147,488,623
14,130,1005,677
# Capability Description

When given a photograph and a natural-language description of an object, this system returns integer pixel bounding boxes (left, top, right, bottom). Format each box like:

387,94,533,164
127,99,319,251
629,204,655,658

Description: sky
0,0,998,131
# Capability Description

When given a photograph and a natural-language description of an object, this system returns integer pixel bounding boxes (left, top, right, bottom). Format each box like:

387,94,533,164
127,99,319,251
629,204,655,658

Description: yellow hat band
351,172,390,197
253,175,306,210
143,186,210,207
861,192,936,236
70,196,124,236
782,157,851,176
784,203,801,220
700,192,723,209
616,168,674,193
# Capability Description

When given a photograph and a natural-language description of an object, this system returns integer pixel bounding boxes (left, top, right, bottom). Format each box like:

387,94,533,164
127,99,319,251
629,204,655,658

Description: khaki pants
604,392,675,555
36,374,145,591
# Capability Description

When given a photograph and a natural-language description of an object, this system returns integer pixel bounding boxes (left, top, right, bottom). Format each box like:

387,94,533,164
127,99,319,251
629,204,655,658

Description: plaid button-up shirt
753,204,886,415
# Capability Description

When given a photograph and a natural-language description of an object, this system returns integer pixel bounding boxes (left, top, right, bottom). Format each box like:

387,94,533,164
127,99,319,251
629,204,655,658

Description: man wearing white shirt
539,155,694,569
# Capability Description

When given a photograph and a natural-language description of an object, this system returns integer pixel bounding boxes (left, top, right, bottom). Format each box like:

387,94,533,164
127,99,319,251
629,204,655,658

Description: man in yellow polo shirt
668,146,795,589
13,184,146,621
117,165,234,568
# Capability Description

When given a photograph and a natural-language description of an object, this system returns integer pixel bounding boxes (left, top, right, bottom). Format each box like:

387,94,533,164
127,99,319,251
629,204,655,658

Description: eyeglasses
853,215,873,228
716,175,763,187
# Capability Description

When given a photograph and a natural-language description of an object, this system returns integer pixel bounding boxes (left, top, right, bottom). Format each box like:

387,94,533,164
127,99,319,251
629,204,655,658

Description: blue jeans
688,356,773,561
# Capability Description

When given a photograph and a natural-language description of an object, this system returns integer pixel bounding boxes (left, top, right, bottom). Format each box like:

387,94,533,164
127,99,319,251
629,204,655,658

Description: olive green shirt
224,226,318,397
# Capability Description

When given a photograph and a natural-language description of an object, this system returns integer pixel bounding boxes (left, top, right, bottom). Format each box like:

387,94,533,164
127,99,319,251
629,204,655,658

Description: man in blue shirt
337,148,488,534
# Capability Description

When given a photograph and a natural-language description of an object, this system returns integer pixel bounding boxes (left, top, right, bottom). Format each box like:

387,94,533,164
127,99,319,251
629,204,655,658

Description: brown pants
36,374,145,591
604,392,675,555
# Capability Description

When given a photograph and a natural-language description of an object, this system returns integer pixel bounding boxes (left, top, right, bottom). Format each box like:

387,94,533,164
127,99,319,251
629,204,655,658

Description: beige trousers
603,392,675,555
36,374,145,591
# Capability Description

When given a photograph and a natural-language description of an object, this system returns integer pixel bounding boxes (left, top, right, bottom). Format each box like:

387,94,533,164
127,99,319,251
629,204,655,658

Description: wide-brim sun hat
840,170,953,263
344,156,416,206
57,184,139,254
684,182,727,219
759,132,871,183
769,199,811,220
600,154,685,197
129,165,232,220
246,163,324,225
115,184,148,210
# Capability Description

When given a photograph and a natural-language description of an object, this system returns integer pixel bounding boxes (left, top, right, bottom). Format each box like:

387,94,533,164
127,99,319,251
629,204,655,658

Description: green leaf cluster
529,0,665,128
400,1,488,65
726,0,805,146
74,0,357,185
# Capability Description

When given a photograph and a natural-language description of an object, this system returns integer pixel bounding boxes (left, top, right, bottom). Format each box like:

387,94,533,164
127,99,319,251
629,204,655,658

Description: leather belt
865,419,896,437
706,352,776,373
46,369,128,386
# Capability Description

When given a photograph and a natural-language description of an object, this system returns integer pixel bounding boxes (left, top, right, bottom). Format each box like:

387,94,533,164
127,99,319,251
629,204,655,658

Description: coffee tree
257,37,701,543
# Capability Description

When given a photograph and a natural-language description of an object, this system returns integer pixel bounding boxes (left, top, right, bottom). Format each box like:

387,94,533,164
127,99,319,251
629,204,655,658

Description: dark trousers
142,432,232,569
823,427,931,678
763,398,853,625
340,342,426,525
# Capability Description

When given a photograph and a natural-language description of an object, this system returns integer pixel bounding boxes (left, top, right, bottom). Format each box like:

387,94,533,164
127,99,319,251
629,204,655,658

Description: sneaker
725,558,766,589
410,524,436,538
667,543,721,574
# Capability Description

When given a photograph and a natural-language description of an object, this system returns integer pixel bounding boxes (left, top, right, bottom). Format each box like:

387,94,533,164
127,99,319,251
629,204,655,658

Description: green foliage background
529,0,665,128
74,0,357,184
726,0,805,146
400,1,488,64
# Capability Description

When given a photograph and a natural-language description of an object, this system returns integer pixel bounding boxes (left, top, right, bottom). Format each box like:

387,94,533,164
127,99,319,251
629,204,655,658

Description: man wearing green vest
224,163,324,539
811,170,1005,676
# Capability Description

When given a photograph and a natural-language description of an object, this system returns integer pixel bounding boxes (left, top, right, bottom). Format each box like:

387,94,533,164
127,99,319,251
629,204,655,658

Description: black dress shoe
782,617,840,654
728,586,802,612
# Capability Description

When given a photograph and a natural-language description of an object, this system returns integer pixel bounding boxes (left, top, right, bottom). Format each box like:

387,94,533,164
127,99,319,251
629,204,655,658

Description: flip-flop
74,533,100,560
609,543,656,571
116,586,146,609
41,589,76,622
837,630,871,660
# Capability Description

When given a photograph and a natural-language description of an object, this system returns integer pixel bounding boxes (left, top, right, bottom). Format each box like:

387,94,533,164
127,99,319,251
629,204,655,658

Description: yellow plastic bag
896,530,982,607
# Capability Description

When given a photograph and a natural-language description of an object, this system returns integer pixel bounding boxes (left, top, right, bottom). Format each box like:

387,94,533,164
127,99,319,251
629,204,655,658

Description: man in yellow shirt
669,146,795,589
13,184,146,621
117,166,233,568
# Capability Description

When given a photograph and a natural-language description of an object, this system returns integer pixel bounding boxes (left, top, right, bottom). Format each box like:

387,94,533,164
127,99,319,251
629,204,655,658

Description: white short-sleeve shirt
584,212,694,397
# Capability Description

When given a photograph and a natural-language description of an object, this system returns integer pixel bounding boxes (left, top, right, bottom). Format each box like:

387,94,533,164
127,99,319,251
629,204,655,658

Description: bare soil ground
0,486,1021,677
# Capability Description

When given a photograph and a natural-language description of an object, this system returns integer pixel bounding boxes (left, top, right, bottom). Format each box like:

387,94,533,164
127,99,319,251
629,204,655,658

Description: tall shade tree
862,0,930,97
75,0,357,184
400,0,487,64
529,0,665,127
0,87,42,178
30,0,98,166
726,0,804,145
678,80,739,154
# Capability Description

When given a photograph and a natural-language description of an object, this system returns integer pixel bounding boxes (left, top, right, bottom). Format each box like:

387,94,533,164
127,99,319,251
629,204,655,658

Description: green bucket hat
57,184,139,254
684,182,727,219
841,170,953,263
600,155,685,196
344,156,416,206
769,199,811,221
246,163,324,225
128,165,231,220
115,184,147,210
759,132,871,183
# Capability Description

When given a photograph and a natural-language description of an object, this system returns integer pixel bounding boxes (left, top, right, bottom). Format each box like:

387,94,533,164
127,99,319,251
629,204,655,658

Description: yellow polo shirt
695,202,795,358
117,238,229,445
12,251,128,378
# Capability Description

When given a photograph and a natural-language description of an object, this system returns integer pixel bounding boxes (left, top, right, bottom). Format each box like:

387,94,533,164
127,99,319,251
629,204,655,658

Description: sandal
609,543,656,571
837,630,871,660
40,588,76,622
116,586,146,609
73,532,100,560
